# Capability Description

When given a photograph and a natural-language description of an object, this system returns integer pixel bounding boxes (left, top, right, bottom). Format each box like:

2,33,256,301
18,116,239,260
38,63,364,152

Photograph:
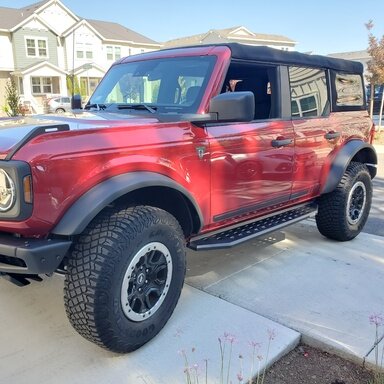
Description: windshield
88,56,216,114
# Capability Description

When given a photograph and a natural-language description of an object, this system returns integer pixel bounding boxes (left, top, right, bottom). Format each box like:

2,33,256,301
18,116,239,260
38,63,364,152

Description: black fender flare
321,140,377,194
52,172,204,236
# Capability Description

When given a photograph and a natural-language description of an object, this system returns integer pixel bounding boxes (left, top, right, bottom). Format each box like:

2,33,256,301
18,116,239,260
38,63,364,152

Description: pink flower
237,372,244,382
369,313,384,326
223,332,237,344
267,328,277,340
249,340,261,349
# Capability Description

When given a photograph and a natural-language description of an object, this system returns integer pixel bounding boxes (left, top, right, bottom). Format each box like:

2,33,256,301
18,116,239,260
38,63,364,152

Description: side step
188,203,317,251
0,272,43,287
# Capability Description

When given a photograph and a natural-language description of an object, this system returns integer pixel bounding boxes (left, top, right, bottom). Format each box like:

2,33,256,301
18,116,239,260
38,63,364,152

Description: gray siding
13,28,58,70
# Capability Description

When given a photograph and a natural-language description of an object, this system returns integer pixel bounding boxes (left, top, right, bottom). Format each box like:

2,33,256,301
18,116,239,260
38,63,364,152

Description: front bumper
0,233,72,274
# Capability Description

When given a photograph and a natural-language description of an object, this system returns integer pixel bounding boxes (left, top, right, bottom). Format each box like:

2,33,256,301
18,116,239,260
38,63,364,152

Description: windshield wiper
84,103,108,111
117,104,157,113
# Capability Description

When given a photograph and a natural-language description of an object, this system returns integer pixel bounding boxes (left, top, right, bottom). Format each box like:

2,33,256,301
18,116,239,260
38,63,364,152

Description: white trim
12,60,68,76
62,19,104,40
11,13,59,36
73,62,106,75
37,0,80,23
229,26,255,37
229,35,297,45
10,0,78,33
103,39,162,47
24,35,49,59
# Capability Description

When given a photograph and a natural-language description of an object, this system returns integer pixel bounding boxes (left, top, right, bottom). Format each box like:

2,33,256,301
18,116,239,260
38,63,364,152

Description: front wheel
64,205,186,353
316,162,372,241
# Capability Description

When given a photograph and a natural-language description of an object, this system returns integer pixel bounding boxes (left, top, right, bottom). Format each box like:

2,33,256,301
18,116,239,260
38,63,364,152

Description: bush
4,78,21,117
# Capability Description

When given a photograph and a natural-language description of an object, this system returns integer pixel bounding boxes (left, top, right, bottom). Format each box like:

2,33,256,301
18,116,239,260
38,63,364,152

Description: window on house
26,38,48,58
115,47,121,60
107,46,122,61
31,77,52,94
76,43,93,60
289,66,329,117
106,46,113,60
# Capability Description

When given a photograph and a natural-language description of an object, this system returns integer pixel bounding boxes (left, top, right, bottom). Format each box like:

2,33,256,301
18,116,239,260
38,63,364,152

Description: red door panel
292,116,339,200
207,120,294,223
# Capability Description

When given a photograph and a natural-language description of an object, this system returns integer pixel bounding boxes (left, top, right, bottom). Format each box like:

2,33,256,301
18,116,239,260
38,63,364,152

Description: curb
373,144,384,154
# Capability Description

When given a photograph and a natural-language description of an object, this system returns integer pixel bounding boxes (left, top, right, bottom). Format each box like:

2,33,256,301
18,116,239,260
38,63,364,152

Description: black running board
0,272,43,287
188,203,317,251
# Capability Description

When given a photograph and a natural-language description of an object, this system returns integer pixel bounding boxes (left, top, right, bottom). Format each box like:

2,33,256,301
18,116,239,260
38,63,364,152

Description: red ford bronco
0,43,377,352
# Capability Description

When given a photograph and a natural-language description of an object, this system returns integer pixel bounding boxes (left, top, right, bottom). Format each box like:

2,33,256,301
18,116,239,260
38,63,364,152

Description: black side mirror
71,94,82,110
209,92,255,122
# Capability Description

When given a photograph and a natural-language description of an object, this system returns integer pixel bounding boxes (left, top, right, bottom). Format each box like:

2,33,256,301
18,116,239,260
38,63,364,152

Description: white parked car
47,96,71,113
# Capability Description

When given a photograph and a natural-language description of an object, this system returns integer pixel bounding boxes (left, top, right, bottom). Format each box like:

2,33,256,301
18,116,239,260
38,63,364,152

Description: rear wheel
64,205,186,353
316,162,372,241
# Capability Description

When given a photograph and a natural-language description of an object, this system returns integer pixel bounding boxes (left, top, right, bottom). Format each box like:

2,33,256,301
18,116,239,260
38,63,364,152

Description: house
164,26,297,51
0,0,161,114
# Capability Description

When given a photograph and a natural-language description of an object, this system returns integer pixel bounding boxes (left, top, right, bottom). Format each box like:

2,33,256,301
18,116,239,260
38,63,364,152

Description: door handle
324,131,341,140
271,138,293,148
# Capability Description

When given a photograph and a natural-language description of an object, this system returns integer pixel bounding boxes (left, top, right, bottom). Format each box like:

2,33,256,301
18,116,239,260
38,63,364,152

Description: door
208,119,295,223
288,66,337,200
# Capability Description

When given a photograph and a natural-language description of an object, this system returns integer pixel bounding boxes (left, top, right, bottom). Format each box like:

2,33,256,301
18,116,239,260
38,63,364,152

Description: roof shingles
164,26,296,48
0,0,160,46
86,19,159,45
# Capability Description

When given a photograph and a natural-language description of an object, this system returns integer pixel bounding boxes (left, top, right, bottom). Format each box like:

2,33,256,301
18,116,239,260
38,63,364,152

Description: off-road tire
64,205,186,353
316,162,372,241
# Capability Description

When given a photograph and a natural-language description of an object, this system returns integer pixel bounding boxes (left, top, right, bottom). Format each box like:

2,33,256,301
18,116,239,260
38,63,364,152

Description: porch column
60,75,68,97
22,75,32,102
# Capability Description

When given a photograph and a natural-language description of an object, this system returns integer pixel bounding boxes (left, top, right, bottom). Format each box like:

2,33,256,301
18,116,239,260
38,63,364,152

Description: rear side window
288,66,329,118
334,73,364,107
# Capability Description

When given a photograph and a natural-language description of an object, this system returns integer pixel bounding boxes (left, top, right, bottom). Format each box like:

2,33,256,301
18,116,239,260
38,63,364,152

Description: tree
4,78,21,117
365,20,384,130
66,74,81,96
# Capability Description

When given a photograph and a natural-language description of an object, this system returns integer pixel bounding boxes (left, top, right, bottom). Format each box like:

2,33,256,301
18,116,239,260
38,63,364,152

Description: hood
0,111,159,159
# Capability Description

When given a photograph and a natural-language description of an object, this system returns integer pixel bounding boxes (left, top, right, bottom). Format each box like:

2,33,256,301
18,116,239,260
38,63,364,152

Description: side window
289,67,329,118
334,73,364,107
222,63,278,120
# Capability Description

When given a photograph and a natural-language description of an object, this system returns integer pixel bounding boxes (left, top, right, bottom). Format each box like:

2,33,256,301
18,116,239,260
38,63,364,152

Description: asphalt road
364,150,384,237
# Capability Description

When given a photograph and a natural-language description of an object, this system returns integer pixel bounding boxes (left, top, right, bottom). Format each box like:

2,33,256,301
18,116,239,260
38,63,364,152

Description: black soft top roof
167,43,363,74
223,43,363,73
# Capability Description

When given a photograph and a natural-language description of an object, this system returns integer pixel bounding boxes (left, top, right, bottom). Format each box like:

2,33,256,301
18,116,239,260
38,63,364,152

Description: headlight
0,169,15,212
0,161,32,220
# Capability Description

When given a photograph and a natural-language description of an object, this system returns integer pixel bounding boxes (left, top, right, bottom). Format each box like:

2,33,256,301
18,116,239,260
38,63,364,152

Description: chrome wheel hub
346,181,366,225
121,242,172,322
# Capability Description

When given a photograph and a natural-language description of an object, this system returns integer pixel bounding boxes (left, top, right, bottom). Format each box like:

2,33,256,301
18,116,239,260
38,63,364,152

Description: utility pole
71,28,75,108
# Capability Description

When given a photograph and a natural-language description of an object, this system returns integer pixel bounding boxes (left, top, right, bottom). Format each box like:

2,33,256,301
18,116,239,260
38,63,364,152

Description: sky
2,0,384,55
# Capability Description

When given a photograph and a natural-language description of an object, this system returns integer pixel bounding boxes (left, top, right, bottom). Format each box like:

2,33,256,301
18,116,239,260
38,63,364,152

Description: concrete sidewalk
0,222,383,382
0,274,299,384
186,221,384,367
